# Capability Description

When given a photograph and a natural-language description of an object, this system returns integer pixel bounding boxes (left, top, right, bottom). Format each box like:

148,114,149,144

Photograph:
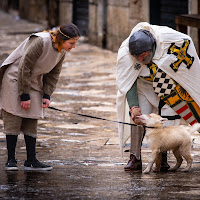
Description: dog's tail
189,123,200,134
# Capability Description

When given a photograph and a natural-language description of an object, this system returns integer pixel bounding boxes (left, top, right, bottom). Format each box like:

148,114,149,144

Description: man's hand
42,98,50,108
130,106,143,125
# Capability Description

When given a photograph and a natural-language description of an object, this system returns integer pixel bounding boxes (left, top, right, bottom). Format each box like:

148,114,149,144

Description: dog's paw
169,168,177,172
143,169,150,174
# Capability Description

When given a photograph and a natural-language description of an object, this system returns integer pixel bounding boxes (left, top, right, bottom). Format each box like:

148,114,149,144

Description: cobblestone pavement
1,9,200,200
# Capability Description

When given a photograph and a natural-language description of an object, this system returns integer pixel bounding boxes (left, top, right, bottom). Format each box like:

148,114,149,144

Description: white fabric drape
116,22,200,153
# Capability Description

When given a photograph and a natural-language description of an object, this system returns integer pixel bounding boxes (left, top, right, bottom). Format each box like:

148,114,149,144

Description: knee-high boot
5,135,18,170
6,135,18,161
24,134,52,171
24,134,36,161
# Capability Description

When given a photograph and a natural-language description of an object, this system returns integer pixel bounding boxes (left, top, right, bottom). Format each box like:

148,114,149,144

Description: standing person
116,22,200,171
0,23,81,171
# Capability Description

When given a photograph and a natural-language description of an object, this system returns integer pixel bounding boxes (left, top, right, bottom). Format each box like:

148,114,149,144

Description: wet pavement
1,9,200,199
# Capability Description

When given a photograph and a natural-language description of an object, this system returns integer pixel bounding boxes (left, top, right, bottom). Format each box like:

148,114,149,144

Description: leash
48,106,161,129
48,106,146,127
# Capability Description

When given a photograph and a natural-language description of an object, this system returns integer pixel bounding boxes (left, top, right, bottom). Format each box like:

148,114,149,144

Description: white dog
137,113,200,174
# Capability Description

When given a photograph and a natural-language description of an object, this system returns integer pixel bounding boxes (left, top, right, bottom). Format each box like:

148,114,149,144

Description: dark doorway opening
102,0,107,48
9,0,19,10
73,0,89,36
150,0,188,29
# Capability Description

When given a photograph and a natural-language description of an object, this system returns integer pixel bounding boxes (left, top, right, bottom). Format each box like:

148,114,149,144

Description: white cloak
116,22,200,152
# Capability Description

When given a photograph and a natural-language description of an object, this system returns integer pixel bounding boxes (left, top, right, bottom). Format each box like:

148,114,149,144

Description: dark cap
129,30,155,55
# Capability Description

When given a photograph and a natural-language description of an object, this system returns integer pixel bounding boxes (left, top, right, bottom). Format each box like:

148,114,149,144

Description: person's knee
24,133,37,138
5,132,20,136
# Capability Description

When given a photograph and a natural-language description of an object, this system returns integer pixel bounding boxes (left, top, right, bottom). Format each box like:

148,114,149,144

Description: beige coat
0,32,66,119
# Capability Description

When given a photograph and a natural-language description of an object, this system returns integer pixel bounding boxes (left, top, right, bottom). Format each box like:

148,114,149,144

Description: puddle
97,163,125,167
60,139,84,143
67,133,87,136
53,88,116,98
82,106,116,112
53,89,80,96
50,100,114,106
66,82,115,87
55,123,98,129
0,185,9,190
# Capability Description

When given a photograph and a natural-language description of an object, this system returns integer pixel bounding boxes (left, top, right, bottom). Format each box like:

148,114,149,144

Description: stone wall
0,0,8,11
188,0,198,52
47,0,59,28
89,0,105,47
19,0,47,25
19,0,73,28
59,0,73,25
107,0,149,51
89,0,150,51
0,0,19,11
0,0,73,28
1,0,198,53
106,0,129,51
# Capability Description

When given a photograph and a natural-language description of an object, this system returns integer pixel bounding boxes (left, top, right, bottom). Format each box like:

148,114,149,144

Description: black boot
5,135,18,171
160,151,170,171
24,135,52,171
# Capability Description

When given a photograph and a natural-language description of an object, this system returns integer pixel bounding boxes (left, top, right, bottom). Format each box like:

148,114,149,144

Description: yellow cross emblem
167,39,194,72
140,63,158,82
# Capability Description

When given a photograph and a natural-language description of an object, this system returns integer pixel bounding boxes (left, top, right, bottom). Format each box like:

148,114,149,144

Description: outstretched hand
130,106,143,125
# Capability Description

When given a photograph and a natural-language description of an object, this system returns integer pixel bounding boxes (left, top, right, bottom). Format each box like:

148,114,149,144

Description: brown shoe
160,152,170,172
124,154,142,171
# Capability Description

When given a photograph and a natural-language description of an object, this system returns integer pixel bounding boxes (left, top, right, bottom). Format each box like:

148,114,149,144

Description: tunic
0,32,66,119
